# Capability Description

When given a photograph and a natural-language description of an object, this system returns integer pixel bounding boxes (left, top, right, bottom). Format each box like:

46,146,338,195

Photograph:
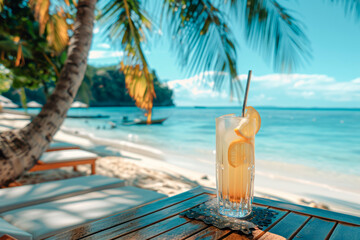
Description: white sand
1,111,360,217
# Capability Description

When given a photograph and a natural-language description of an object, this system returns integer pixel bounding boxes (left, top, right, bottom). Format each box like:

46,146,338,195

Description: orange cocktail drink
216,106,260,218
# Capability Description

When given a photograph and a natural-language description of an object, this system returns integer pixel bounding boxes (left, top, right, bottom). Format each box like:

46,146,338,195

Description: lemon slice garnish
234,106,261,138
228,138,253,168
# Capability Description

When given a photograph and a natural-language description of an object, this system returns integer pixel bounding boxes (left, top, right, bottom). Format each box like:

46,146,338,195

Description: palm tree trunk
0,0,96,186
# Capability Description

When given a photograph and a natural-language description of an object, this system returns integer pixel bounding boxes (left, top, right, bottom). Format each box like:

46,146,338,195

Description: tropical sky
88,0,360,108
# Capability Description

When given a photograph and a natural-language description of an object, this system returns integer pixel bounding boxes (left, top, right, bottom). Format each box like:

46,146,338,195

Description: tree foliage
100,0,155,121
0,0,67,93
3,65,174,107
0,65,12,93
237,0,311,71
82,66,174,107
162,0,240,97
99,0,313,102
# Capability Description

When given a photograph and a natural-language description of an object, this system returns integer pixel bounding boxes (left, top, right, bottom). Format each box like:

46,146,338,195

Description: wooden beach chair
0,176,166,240
46,141,80,152
30,149,98,175
0,175,125,213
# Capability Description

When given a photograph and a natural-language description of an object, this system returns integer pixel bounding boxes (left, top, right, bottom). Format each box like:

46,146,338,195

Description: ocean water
53,106,360,178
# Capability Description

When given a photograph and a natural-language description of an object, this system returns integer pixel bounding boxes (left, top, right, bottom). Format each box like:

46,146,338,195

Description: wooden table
48,187,360,240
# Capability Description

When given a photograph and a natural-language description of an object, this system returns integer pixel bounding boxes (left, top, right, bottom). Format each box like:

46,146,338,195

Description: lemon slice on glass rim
234,106,261,139
228,138,254,168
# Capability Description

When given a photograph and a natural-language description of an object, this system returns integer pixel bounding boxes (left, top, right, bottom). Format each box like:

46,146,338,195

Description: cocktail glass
216,114,255,218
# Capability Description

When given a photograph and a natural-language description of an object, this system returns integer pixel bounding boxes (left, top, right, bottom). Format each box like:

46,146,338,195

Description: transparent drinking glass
216,114,255,218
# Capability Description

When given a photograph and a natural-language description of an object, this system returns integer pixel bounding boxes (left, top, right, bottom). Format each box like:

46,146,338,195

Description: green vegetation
0,0,67,93
87,66,174,107
0,0,68,108
2,65,174,107
0,0,176,109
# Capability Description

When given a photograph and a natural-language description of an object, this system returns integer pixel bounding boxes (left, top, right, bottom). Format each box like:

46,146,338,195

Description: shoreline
8,106,360,110
1,111,360,217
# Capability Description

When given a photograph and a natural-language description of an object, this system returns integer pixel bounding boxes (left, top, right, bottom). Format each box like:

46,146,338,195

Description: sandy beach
1,111,360,217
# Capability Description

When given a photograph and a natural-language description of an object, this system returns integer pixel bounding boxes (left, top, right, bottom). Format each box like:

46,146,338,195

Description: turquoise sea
52,106,360,178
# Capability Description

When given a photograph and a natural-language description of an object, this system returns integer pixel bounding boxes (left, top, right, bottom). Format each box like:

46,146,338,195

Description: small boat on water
121,116,168,125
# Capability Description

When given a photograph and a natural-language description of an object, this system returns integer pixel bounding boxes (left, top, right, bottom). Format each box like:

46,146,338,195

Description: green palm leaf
29,0,50,35
329,0,360,20
234,0,312,71
99,0,155,121
0,39,18,52
29,0,71,55
161,0,241,99
0,37,33,63
230,0,359,71
46,13,69,54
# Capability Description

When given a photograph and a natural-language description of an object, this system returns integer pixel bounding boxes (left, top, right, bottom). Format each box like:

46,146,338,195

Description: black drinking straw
242,70,252,117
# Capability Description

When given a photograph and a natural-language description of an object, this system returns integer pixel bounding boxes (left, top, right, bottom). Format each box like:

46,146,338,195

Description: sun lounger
0,177,166,240
0,218,32,240
46,142,80,152
29,149,98,174
0,175,124,213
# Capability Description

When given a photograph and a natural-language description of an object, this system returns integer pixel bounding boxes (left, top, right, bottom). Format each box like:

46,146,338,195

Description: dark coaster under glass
180,198,279,235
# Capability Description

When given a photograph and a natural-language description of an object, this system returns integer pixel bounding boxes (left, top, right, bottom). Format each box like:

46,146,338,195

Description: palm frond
99,0,155,120
234,0,311,71
64,0,77,7
121,63,154,111
29,0,71,54
15,42,25,67
161,0,241,99
0,39,18,52
29,0,50,35
46,13,69,54
0,36,32,66
328,0,360,20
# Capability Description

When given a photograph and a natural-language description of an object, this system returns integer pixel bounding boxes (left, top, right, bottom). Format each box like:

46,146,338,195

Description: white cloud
167,71,229,97
236,74,334,88
167,72,232,105
168,72,210,91
252,94,266,101
167,71,226,87
235,73,360,102
97,43,111,49
352,78,360,83
167,71,360,106
93,27,99,34
88,50,124,59
299,91,315,98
